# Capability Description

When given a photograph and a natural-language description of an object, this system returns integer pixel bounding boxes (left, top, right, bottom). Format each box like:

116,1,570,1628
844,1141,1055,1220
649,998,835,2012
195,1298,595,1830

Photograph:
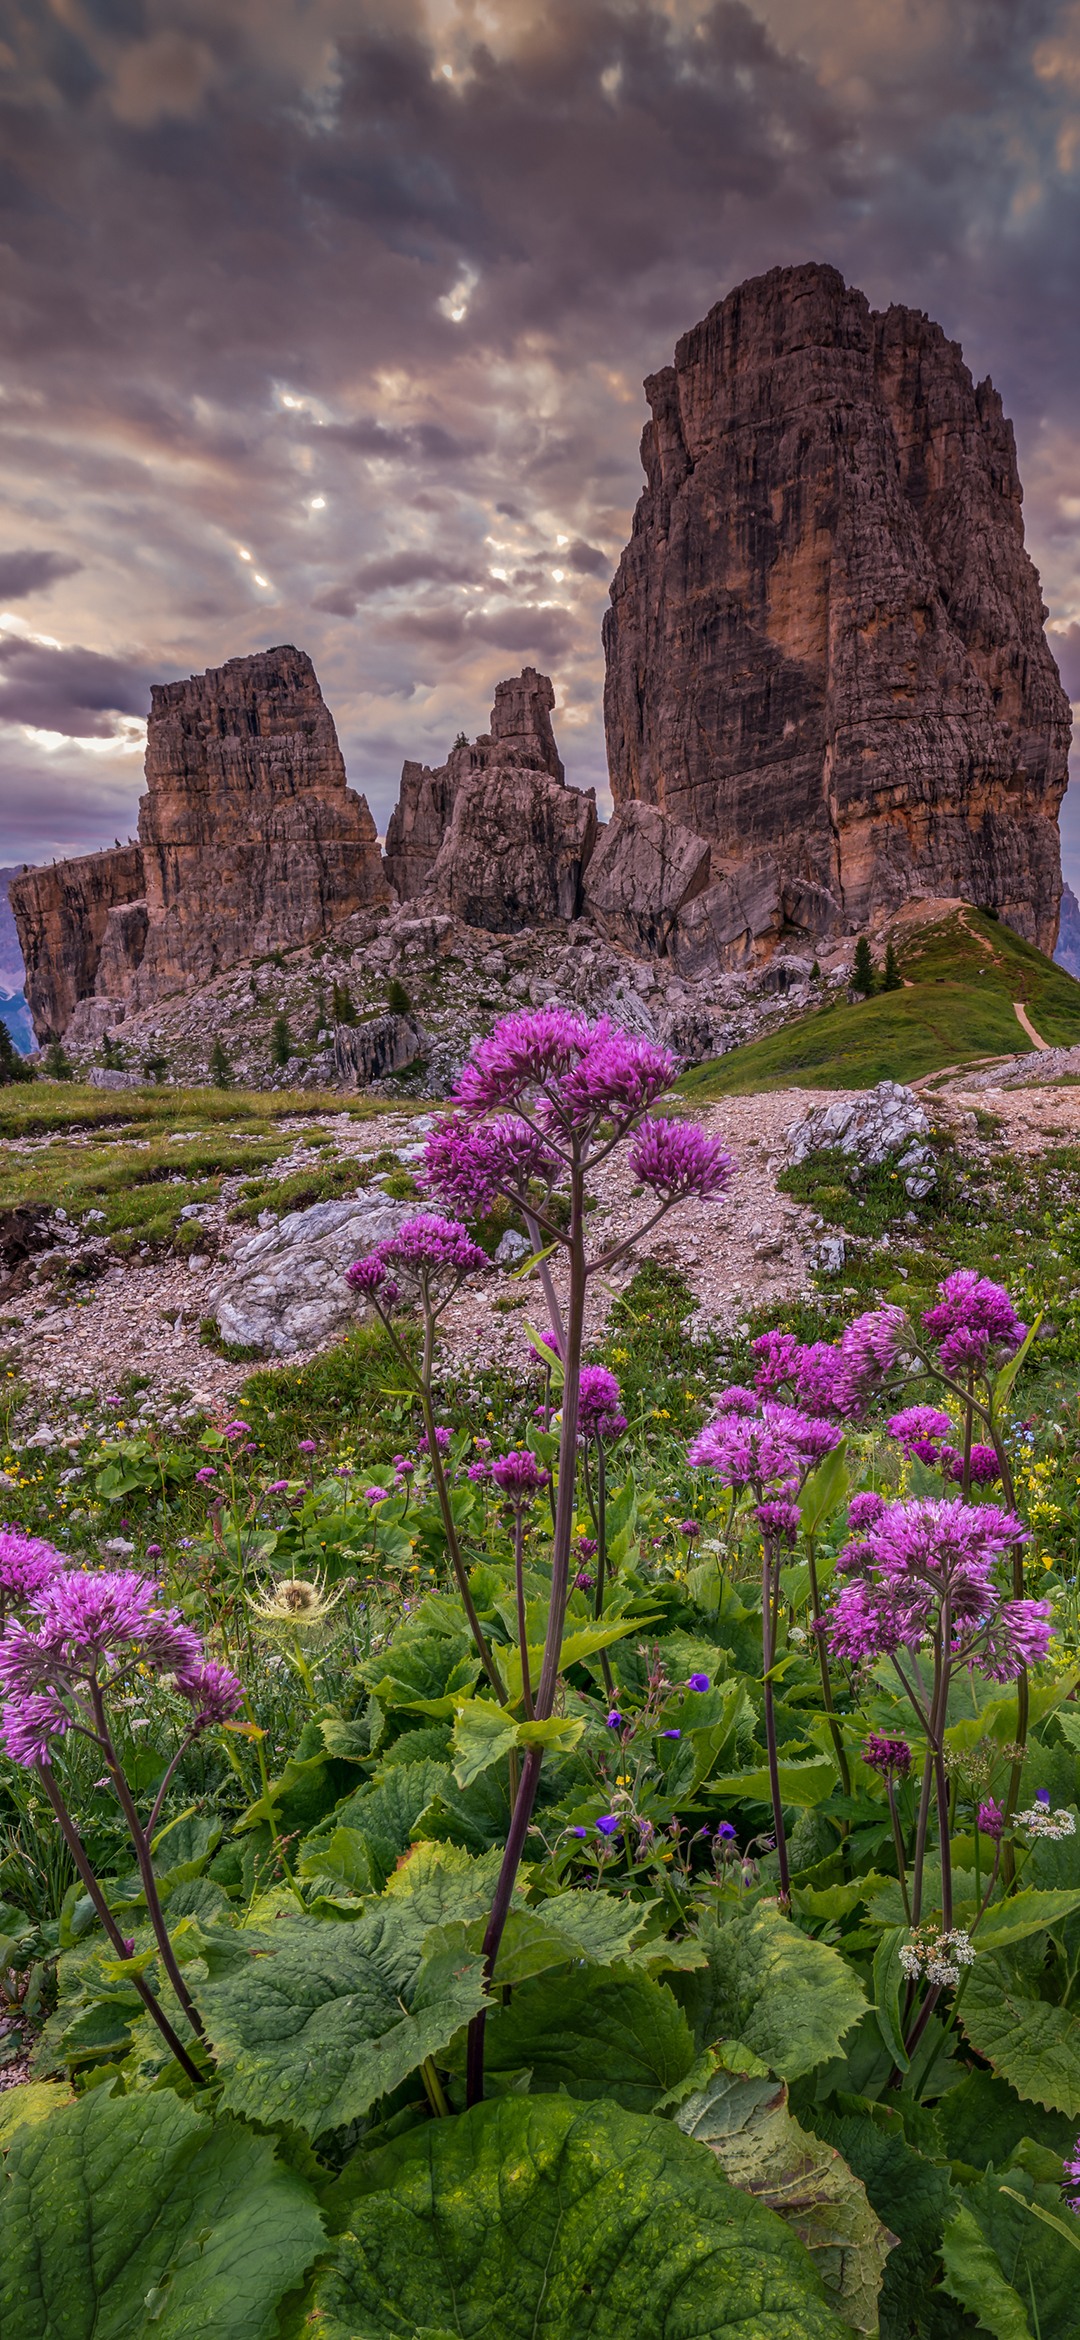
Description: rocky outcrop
583,802,711,954
384,668,594,927
1055,882,1080,980
604,263,1072,963
207,1192,420,1356
333,1014,426,1088
787,1079,936,1198
9,845,145,1042
12,647,389,1041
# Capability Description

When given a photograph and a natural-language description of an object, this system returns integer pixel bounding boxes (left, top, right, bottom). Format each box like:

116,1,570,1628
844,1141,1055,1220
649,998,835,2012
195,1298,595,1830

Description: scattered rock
787,1079,936,1193
333,1015,426,1088
494,1228,531,1266
207,1193,421,1356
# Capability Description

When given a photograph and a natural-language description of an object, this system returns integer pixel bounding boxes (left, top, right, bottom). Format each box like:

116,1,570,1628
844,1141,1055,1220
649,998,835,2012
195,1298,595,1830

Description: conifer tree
881,941,904,992
852,936,876,997
209,1039,233,1088
270,1012,292,1067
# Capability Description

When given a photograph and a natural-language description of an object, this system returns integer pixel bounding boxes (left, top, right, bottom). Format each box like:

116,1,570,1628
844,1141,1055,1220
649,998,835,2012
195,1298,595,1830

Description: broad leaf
500,1619,646,1706
0,2082,73,2149
803,2104,953,2340
942,2166,1080,2340
467,1890,659,1987
709,1756,838,1807
672,1909,866,2080
365,1625,483,1720
450,1697,585,1788
197,1909,487,2137
0,2081,323,2340
959,1945,1080,2117
308,2094,843,2338
322,1759,453,1879
871,1930,909,2077
297,1824,376,1902
973,1886,1080,1955
936,2067,1078,2171
799,1445,850,1538
676,2063,895,2334
457,1963,698,2114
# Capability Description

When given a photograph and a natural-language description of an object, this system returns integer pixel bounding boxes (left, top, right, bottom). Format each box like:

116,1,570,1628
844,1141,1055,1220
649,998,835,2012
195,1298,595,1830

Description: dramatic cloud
0,0,1076,880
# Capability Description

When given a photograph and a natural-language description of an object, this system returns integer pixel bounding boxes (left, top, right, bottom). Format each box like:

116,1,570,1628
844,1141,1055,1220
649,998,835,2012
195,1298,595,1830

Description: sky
0,0,1078,889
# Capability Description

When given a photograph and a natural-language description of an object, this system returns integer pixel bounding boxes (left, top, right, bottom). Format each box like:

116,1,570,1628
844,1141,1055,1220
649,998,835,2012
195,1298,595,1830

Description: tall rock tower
603,263,1071,962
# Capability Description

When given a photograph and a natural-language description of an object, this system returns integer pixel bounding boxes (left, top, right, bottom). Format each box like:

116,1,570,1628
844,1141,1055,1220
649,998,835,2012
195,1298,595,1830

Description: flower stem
88,1682,207,2040
760,1533,790,1905
807,1539,851,1797
886,1779,911,1924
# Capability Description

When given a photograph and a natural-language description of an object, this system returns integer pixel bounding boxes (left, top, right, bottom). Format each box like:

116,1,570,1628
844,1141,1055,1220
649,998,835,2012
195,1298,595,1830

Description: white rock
207,1192,421,1356
494,1228,531,1266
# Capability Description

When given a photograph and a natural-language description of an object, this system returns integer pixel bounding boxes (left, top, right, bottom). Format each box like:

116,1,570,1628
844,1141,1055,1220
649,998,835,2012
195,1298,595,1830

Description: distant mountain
0,991,33,1054
1055,881,1080,981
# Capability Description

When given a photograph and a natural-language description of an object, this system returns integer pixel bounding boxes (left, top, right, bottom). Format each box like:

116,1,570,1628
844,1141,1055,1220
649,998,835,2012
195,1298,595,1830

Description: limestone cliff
385,668,596,928
603,262,1071,963
12,647,388,1040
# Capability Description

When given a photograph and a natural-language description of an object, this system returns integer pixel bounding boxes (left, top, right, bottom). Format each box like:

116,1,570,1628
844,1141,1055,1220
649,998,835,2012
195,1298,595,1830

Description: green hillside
679,906,1080,1099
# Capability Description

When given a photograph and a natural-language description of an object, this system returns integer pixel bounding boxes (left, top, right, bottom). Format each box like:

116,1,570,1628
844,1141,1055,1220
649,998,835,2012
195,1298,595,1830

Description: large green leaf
709,1757,838,1807
364,1625,483,1719
445,1888,661,1988
942,2166,1080,2340
959,1945,1080,2117
676,2064,895,2334
450,1698,584,1788
936,2067,1078,2171
500,1618,645,1706
672,1910,866,2080
321,1760,454,1879
308,2094,845,2337
0,2082,323,2340
197,1909,488,2137
802,2105,953,2340
457,1963,698,2113
973,1886,1080,1955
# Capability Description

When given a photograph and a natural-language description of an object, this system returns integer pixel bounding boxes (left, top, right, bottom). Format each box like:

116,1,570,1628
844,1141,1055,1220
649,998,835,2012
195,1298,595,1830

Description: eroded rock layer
603,262,1071,960
13,647,388,1039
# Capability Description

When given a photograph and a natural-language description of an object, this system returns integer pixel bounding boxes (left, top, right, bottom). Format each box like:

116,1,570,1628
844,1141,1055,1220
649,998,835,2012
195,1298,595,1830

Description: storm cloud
0,0,1076,871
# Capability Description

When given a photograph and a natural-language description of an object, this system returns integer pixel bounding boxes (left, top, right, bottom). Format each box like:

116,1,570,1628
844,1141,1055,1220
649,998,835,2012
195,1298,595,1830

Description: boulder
333,1014,426,1087
787,1079,937,1197
207,1193,422,1356
583,802,711,954
430,766,597,930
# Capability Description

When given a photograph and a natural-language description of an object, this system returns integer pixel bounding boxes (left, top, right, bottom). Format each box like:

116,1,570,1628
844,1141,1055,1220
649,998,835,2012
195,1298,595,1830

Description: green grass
0,1081,393,1141
679,908,1080,1098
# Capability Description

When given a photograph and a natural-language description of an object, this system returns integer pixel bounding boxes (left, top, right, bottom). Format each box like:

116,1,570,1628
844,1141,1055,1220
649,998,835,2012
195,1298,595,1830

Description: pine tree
0,1019,30,1085
44,1040,74,1082
209,1039,233,1088
881,941,904,993
810,959,821,980
387,976,412,1016
270,1012,292,1067
331,978,356,1025
852,936,876,997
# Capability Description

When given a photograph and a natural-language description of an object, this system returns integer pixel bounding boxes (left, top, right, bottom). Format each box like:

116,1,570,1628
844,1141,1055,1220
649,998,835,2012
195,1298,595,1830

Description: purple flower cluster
688,1395,838,1493
826,1497,1047,1678
418,1427,452,1454
627,1117,736,1202
347,1213,487,1313
451,1008,676,1142
942,1444,1002,1488
887,1406,953,1464
848,1492,886,1533
0,1569,241,1767
422,1113,558,1218
578,1365,627,1440
922,1270,1026,1377
0,1529,66,1611
491,1450,550,1498
863,1734,912,1778
752,1314,909,1421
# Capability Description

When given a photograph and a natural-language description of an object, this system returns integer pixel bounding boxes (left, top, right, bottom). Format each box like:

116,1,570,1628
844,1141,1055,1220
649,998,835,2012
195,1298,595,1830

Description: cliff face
603,263,1072,962
12,647,388,1040
384,668,567,904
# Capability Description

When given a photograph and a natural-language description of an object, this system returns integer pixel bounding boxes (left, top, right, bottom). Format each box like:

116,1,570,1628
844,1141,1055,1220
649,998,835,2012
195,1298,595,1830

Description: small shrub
142,1052,170,1084
386,977,412,1016
44,1040,74,1082
852,935,876,996
331,978,357,1025
208,1039,233,1089
100,1031,125,1069
0,1021,31,1085
270,1013,292,1067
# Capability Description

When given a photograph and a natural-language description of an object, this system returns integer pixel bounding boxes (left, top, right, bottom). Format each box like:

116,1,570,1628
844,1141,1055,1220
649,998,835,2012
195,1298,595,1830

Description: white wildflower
1017,1805,1076,1841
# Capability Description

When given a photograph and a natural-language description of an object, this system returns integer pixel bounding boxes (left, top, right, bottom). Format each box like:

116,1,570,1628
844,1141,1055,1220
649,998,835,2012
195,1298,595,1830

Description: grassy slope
679,908,1080,1099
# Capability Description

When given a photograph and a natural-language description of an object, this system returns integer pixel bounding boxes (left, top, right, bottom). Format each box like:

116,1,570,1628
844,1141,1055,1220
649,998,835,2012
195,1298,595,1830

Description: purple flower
606,1709,624,1728
175,1659,244,1729
528,1325,562,1364
575,1535,598,1560
942,1444,1002,1487
1064,2136,1080,2214
751,1331,802,1392
345,1253,388,1297
765,1402,844,1465
222,1419,249,1441
596,1814,620,1836
298,1441,318,1455
792,1344,851,1418
628,1117,736,1201
568,1826,588,1839
466,1461,491,1483
864,1734,912,1778
826,1497,1030,1670
578,1366,626,1440
887,1406,953,1462
680,1521,700,1540
711,1385,759,1416
268,1479,292,1494
145,1544,162,1560
1,1689,70,1767
923,1270,1026,1377
838,1306,910,1412
1036,1788,1051,1807
716,1821,737,1841
423,1113,558,1218
755,1500,800,1544
418,1428,452,1453
366,1485,390,1503
574,1571,595,1591
491,1450,550,1498
661,1728,681,1739
688,1673,710,1693
19,1570,201,1676
688,1408,804,1492
0,1531,67,1609
195,1466,218,1484
847,1492,886,1534
453,1008,676,1139
978,1797,1005,1840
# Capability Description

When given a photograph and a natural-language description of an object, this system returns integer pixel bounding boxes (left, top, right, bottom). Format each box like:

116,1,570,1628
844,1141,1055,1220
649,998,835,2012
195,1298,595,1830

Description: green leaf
307,2094,843,2338
709,1756,838,1807
871,1930,909,2078
460,1964,698,2114
500,1618,648,1706
672,1909,866,2081
943,2168,1080,2339
959,1945,1080,2117
675,2064,895,2334
0,2082,73,2150
478,1891,659,1986
0,2082,324,2340
296,1825,376,1901
325,1760,453,1880
450,1696,518,1786
991,1310,1043,1417
936,2068,1079,2171
800,1444,850,1538
940,2202,1033,2340
363,1625,482,1720
802,2104,953,2340
791,1875,891,1924
974,1886,1080,1954
197,1909,488,2138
